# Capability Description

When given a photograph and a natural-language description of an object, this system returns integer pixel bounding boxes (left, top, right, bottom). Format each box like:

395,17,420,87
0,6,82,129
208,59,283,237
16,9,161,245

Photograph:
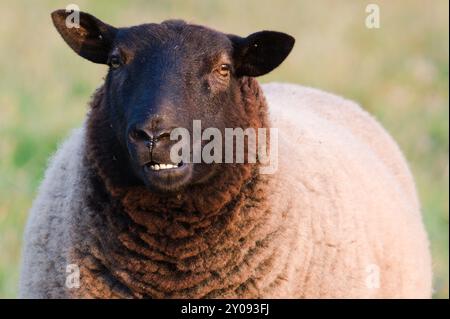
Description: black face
51,10,295,192
106,22,240,192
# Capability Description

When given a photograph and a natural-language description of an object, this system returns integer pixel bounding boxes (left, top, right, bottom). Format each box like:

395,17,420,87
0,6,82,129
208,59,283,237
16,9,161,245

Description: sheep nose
128,125,171,148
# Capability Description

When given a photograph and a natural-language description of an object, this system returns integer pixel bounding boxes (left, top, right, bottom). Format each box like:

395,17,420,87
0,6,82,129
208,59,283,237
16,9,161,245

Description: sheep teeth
150,163,177,171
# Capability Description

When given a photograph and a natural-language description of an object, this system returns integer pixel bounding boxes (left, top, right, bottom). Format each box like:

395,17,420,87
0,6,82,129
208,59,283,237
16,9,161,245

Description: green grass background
0,0,448,298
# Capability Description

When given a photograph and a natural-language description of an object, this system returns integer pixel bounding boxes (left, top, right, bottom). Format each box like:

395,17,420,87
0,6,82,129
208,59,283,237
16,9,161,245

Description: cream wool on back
19,83,432,298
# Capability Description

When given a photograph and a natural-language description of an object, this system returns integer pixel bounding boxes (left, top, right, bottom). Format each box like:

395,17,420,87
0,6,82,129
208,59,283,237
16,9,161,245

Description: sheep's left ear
230,31,295,77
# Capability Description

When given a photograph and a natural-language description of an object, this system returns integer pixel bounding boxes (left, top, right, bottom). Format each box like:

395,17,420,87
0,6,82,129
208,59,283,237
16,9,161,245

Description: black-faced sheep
19,10,432,298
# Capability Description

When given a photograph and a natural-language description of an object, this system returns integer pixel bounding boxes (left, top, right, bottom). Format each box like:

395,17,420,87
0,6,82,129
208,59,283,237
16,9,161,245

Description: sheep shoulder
19,127,88,298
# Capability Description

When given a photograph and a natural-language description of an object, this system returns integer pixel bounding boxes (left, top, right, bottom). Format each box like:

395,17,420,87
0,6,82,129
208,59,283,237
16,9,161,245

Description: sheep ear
230,31,295,77
51,9,117,64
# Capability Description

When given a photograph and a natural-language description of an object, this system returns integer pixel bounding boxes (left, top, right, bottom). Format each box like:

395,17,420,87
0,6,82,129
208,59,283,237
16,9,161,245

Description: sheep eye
109,55,122,69
217,64,230,77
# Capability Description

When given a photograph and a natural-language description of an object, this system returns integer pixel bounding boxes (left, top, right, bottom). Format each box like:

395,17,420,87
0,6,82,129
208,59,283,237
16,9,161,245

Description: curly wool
19,81,432,298
72,78,282,298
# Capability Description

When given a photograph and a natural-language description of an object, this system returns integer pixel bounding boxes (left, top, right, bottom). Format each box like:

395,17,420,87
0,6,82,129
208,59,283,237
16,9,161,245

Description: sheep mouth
141,160,192,191
143,160,185,172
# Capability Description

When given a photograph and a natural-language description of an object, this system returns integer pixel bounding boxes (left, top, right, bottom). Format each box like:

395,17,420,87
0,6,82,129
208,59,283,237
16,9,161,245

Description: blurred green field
0,0,448,298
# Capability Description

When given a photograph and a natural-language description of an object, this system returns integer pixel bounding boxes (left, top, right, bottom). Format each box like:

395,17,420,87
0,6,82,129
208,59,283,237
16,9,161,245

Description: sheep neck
73,77,284,298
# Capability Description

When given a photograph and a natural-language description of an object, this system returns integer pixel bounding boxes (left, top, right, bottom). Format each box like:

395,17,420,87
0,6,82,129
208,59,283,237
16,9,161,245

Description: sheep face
51,10,294,192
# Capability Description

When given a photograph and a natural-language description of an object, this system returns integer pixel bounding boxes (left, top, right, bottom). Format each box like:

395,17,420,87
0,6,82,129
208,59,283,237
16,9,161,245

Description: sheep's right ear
51,9,117,64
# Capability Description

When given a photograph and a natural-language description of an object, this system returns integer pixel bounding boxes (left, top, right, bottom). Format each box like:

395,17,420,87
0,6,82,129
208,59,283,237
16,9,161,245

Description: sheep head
51,10,294,192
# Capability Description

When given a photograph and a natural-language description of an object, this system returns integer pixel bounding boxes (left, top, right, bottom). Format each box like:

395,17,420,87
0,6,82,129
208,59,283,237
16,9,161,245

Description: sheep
19,10,432,298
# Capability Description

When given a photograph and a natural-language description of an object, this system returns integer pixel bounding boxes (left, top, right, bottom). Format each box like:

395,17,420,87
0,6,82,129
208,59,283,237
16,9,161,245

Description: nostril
129,128,152,142
158,132,171,140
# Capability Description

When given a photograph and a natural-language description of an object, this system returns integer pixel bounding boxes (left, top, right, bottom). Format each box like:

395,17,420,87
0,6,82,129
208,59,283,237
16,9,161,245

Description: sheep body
19,83,432,298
